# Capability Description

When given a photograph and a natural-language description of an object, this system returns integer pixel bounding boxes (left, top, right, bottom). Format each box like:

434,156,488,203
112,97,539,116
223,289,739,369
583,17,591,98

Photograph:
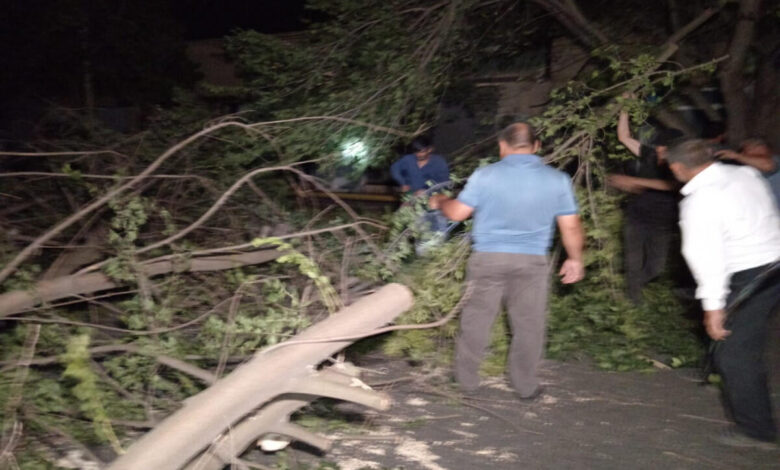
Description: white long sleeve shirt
679,162,780,310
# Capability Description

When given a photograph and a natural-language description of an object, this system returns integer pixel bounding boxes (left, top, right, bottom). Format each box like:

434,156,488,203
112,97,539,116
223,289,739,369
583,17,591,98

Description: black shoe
716,427,778,450
516,386,544,401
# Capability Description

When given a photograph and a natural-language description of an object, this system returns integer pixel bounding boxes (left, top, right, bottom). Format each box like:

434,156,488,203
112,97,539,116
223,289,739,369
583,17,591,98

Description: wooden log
107,283,413,470
185,366,366,470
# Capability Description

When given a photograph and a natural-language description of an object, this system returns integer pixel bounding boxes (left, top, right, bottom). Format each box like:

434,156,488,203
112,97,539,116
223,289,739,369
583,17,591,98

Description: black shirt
624,145,678,225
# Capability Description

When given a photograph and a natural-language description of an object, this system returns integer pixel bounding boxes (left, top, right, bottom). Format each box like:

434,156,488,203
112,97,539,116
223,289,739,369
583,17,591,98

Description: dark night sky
172,0,308,39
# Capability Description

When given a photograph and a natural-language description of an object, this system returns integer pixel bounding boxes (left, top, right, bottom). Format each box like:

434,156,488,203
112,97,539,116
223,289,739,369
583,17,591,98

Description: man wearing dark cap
429,122,585,399
390,136,449,195
609,109,683,303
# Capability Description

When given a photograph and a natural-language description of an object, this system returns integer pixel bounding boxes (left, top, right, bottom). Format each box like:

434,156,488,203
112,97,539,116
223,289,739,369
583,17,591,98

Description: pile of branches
1,0,761,465
0,115,410,466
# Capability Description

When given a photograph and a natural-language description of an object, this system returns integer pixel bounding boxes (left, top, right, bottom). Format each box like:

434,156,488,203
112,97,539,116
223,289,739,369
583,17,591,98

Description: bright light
341,139,368,163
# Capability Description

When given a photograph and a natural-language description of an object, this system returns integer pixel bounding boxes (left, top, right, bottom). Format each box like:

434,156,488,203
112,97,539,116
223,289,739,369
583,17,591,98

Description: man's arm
390,158,410,191
428,194,474,221
617,111,641,157
679,196,731,340
556,214,585,284
607,174,679,192
716,149,777,173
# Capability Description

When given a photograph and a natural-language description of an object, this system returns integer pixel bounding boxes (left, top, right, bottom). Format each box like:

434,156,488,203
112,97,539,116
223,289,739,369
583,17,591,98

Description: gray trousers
455,252,551,396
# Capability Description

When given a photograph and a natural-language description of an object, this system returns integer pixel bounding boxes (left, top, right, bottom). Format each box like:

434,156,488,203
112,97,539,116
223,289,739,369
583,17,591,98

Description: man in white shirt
667,139,780,449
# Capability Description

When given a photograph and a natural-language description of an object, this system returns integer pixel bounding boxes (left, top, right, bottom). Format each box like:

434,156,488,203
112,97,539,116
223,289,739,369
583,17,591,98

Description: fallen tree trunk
184,364,364,470
107,283,413,470
0,249,281,318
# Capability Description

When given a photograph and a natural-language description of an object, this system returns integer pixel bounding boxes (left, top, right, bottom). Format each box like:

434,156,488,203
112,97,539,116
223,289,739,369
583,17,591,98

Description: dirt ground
257,315,780,470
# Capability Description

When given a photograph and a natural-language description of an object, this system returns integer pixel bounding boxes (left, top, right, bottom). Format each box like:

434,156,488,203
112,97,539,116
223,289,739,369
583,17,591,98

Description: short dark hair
652,128,684,147
498,122,537,148
410,136,432,152
667,139,716,168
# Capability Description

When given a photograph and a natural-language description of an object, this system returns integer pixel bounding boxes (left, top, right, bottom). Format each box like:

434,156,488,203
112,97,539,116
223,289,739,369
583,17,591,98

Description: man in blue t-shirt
429,122,585,399
390,137,449,195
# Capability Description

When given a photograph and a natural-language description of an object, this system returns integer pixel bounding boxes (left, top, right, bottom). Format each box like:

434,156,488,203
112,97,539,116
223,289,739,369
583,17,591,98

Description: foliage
375,194,703,372
380,234,469,361
198,277,312,354
547,278,702,371
0,0,744,466
253,238,341,313
223,0,474,169
104,196,150,282
372,40,709,372
60,334,123,453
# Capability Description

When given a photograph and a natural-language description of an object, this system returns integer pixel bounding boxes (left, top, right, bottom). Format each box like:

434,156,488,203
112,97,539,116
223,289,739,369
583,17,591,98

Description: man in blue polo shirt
390,136,450,195
429,122,585,399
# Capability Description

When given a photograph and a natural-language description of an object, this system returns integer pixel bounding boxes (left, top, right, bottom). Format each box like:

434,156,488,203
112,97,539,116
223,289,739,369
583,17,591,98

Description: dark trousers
715,263,780,441
624,218,673,303
455,252,550,396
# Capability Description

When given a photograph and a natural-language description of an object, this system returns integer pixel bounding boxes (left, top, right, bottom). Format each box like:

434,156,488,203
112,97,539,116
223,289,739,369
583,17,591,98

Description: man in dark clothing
390,137,449,195
609,110,683,303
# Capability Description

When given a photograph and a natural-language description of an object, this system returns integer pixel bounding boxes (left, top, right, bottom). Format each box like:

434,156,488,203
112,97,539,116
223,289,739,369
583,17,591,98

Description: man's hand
558,259,584,284
703,309,731,341
607,174,643,193
429,194,474,221
617,107,641,156
715,148,776,172
556,214,585,283
428,193,448,210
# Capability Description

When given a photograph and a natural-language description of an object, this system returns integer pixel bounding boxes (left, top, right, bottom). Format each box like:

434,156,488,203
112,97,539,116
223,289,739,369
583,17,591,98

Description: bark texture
720,0,762,144
107,283,413,470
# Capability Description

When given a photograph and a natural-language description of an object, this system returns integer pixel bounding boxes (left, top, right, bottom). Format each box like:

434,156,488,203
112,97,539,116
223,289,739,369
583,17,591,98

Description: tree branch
720,0,762,143
0,150,126,158
531,0,607,49
135,162,311,255
0,121,251,285
250,115,419,137
1,343,216,384
1,112,410,285
544,9,721,162
0,249,281,318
